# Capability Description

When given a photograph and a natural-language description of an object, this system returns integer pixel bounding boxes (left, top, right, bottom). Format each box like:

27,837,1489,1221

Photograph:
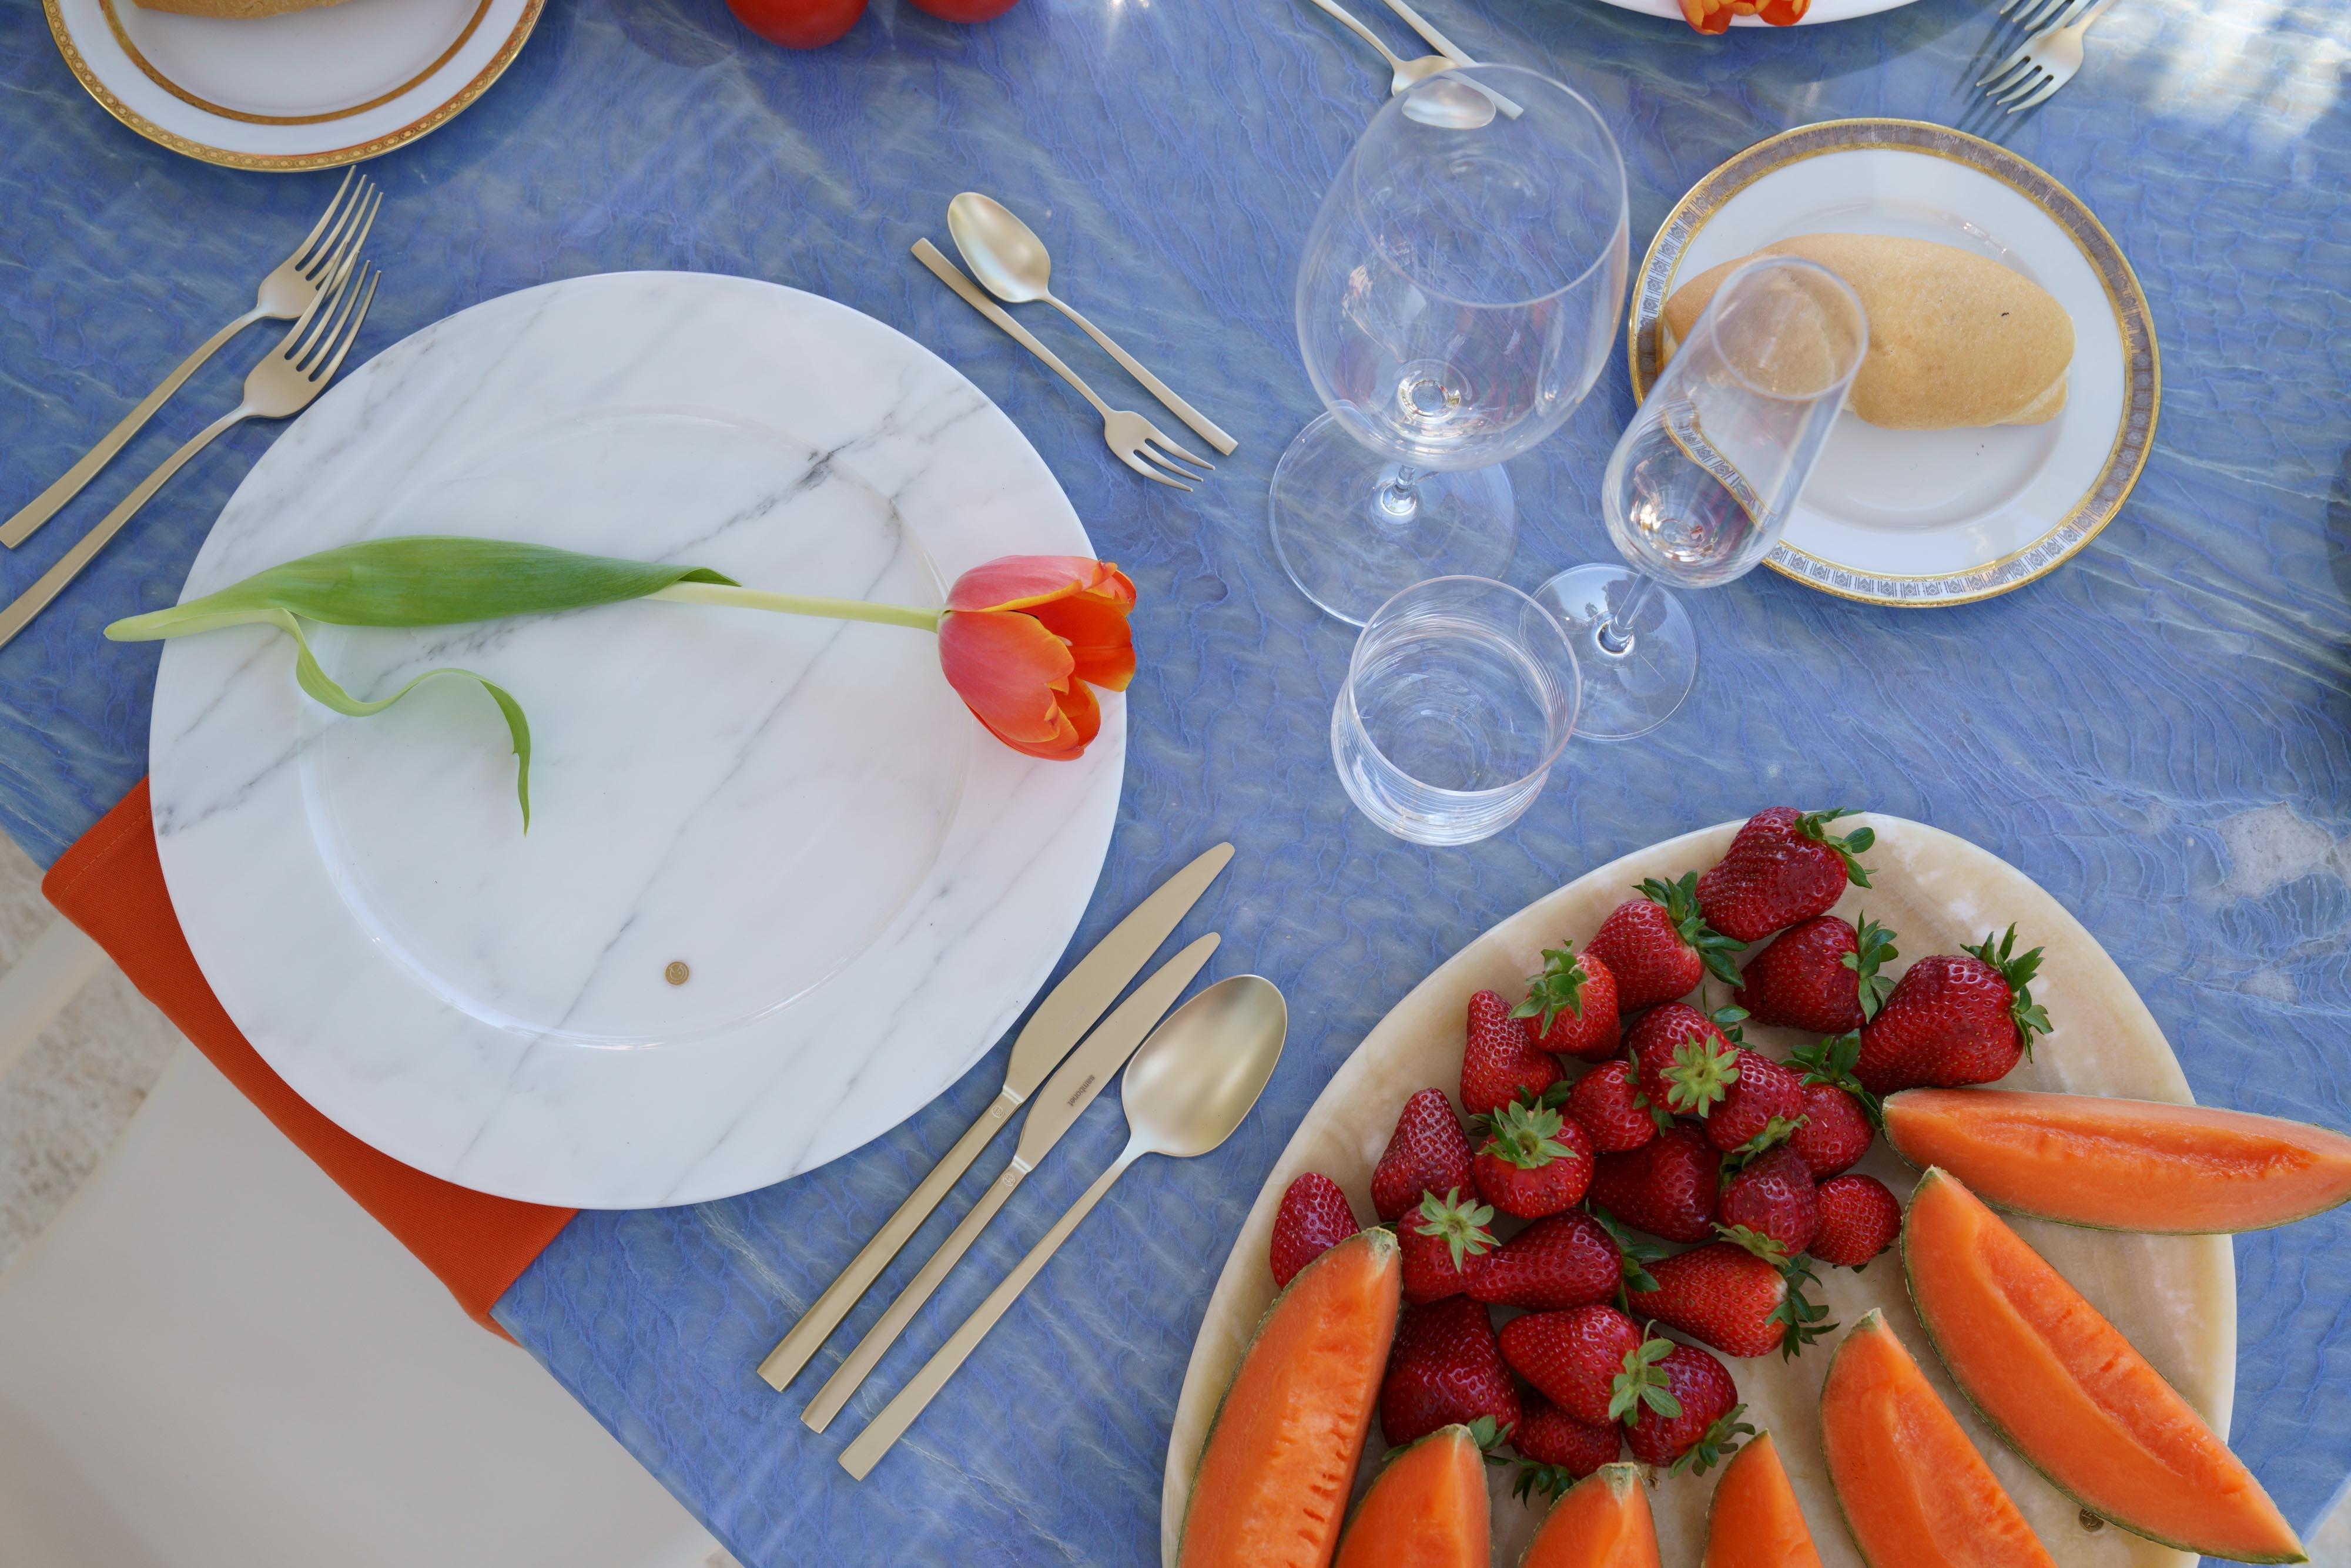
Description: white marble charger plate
42,0,540,171
1631,120,2158,605
149,272,1126,1208
1163,815,2230,1568
1591,0,1920,27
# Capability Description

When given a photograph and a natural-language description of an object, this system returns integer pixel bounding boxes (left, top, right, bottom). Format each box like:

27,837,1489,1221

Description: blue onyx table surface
4,0,2347,1561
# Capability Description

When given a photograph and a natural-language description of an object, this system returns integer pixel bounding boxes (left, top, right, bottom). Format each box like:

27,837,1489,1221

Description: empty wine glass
1274,64,1630,625
1538,256,1867,740
1331,576,1581,845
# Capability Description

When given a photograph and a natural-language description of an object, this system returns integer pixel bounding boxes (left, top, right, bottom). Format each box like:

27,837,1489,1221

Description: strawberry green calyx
1767,1255,1837,1359
1635,872,1746,986
1964,924,2052,1057
1667,1405,1756,1477
1845,914,1900,1021
1720,1115,1807,1171
1716,1222,1793,1268
1663,1038,1741,1116
1413,1187,1498,1271
1463,1413,1515,1454
1590,1205,1665,1299
1378,1413,1515,1468
1608,1333,1682,1423
1511,1463,1580,1503
1467,1080,1578,1139
1797,808,1876,889
1513,944,1596,1033
1482,1100,1573,1170
1792,1031,1883,1123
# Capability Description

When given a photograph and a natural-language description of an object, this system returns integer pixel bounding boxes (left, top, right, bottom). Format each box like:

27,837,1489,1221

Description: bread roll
1660,233,2074,430
131,0,352,17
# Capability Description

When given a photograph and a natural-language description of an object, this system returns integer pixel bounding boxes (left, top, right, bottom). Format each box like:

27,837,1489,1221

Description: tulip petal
1026,591,1137,692
936,608,1076,746
947,555,1133,615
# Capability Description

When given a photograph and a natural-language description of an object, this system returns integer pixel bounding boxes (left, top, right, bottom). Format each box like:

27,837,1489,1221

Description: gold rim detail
97,0,492,127
1627,118,2160,608
43,0,541,171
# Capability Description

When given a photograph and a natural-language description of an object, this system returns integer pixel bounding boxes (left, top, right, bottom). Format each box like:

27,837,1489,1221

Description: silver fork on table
3,172,381,550
1981,0,2121,112
0,262,379,653
910,240,1211,490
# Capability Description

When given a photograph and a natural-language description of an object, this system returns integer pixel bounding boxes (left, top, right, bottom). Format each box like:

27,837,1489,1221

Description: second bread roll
1660,233,2074,431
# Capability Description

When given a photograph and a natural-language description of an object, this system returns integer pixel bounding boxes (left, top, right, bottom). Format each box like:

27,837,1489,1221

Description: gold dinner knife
800,930,1220,1430
756,841,1235,1392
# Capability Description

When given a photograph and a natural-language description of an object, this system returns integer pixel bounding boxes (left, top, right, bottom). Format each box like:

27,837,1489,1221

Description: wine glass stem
1598,572,1657,656
1378,465,1423,521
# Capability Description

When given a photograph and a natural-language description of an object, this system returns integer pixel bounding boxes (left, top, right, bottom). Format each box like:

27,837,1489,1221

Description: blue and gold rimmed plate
1631,119,2159,607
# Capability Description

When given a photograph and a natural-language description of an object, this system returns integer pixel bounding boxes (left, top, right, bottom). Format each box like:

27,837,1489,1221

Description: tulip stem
650,581,943,633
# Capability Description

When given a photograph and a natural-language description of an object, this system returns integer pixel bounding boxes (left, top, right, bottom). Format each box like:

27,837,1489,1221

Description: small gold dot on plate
665,961,691,986
2078,1511,2105,1533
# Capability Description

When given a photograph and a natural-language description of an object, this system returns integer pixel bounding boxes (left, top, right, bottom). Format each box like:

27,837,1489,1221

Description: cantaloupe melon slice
1883,1088,2351,1232
1819,1309,2057,1568
1903,1170,2306,1563
1177,1227,1402,1568
1702,1432,1821,1568
1521,1463,1659,1568
1332,1424,1489,1568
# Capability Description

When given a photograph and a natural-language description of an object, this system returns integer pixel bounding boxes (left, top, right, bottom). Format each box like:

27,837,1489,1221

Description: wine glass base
1269,410,1515,625
1533,564,1696,742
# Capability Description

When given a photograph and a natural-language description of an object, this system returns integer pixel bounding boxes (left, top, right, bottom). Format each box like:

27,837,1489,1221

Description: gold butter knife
756,842,1234,1392
801,930,1221,1431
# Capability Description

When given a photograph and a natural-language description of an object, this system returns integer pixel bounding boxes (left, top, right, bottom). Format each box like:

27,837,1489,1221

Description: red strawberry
1625,1241,1829,1359
1789,1080,1873,1178
1370,1088,1478,1222
1400,1187,1496,1303
1509,1396,1622,1500
1810,1173,1903,1267
1615,1335,1753,1473
1513,944,1622,1063
1472,1101,1594,1219
1268,1172,1358,1288
1586,873,1744,1011
1462,989,1563,1116
1854,926,2050,1095
1627,1004,1741,1120
1735,915,1898,1033
1696,808,1875,943
1587,1124,1720,1243
1705,1048,1806,1154
1566,1061,1656,1154
1717,1144,1818,1260
1498,1302,1643,1427
1469,1209,1620,1311
1379,1296,1522,1448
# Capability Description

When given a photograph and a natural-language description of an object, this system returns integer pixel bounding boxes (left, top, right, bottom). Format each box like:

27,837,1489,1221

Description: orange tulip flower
935,556,1138,760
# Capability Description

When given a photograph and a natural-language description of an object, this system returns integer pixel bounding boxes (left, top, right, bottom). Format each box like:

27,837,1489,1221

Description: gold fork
0,263,380,652
2,172,381,550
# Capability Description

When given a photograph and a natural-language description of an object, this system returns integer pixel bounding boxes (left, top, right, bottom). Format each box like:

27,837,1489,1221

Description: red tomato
726,0,867,47
906,0,1022,20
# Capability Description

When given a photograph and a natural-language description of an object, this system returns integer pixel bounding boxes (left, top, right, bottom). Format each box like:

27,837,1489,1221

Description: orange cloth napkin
42,780,577,1337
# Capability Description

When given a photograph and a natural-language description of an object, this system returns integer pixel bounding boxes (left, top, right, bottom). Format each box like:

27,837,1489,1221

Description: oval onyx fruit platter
1160,814,2350,1568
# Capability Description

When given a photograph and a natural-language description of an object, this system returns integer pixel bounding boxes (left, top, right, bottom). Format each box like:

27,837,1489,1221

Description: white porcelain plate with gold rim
43,0,540,171
1592,0,1922,26
1632,121,2158,607
1163,815,2229,1568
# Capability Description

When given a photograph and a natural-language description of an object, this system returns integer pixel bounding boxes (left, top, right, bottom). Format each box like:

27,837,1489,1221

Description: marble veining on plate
146,273,1124,1208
